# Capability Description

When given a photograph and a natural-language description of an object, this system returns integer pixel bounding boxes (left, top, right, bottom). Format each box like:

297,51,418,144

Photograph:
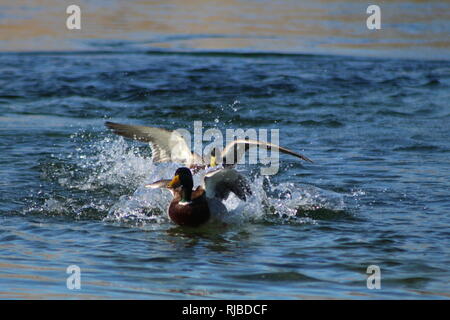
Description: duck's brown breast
168,197,210,227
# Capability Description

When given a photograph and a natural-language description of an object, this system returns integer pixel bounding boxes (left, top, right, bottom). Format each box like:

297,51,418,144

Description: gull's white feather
105,122,197,166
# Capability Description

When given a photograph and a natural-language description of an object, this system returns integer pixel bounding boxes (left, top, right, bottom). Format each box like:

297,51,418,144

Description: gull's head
209,147,222,167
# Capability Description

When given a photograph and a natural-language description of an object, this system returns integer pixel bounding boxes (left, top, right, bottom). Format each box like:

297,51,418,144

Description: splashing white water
33,133,356,225
65,135,154,192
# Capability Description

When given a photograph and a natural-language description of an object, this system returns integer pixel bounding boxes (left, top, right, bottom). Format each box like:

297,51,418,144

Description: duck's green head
168,167,193,190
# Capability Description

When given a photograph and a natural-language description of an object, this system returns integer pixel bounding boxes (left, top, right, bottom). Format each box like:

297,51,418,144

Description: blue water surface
0,50,449,299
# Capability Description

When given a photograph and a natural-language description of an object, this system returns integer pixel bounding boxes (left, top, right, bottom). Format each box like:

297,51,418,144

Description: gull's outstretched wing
203,168,252,201
220,139,313,166
105,122,202,166
144,179,178,197
144,179,173,189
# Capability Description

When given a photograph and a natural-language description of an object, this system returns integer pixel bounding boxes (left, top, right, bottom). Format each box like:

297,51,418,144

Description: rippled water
1,0,450,300
1,51,449,299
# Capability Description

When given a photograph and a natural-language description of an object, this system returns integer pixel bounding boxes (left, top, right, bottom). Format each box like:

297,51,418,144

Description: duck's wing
220,139,313,166
203,168,252,201
105,122,202,166
191,186,206,200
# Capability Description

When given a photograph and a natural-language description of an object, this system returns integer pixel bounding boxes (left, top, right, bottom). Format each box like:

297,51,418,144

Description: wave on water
25,131,359,226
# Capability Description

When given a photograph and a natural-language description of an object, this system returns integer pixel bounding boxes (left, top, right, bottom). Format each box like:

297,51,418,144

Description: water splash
66,134,153,192
28,132,358,225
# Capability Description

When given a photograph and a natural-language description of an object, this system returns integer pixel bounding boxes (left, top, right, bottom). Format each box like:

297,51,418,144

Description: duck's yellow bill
167,175,180,188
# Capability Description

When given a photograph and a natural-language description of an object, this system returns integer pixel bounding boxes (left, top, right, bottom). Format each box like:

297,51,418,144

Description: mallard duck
105,121,313,170
146,167,251,227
